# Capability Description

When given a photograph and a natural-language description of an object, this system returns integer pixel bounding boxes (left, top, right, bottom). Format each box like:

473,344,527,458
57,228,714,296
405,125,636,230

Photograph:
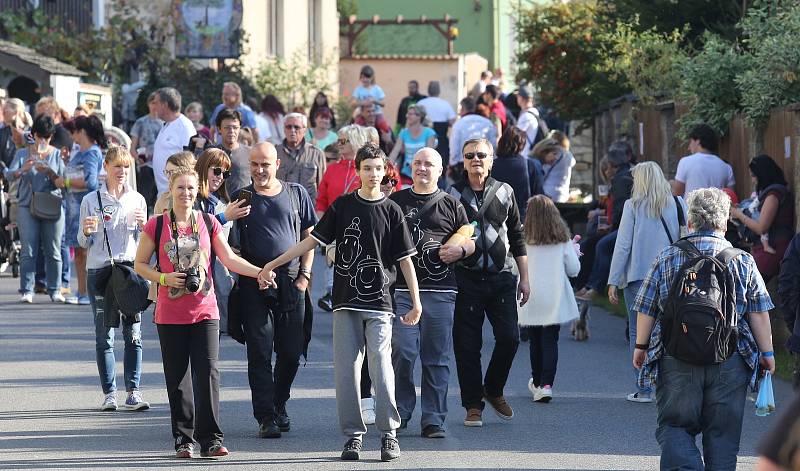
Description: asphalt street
0,256,792,470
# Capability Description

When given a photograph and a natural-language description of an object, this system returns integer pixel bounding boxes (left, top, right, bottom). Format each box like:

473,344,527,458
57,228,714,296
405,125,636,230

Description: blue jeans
623,280,652,394
18,207,63,295
656,354,750,470
88,268,142,394
392,290,456,428
587,230,617,291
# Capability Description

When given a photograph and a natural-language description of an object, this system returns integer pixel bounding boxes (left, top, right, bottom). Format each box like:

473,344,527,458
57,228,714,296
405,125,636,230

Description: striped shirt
632,231,773,391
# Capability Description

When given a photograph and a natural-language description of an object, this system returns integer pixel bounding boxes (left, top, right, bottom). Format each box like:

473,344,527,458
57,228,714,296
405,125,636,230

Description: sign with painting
173,0,243,58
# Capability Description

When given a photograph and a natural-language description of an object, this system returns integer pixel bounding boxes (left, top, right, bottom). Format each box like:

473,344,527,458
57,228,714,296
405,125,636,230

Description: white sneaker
64,295,79,305
626,392,654,403
100,392,117,411
124,391,150,411
534,385,553,403
527,378,540,400
20,293,33,303
50,292,66,303
361,397,376,425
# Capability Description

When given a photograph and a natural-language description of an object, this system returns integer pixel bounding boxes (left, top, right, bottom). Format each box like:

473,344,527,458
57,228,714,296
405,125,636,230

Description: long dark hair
71,115,108,149
260,95,286,120
749,154,786,193
309,91,336,128
496,126,526,158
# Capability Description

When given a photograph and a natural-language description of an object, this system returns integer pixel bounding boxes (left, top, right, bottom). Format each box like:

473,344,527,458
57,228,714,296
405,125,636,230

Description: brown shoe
485,395,514,420
463,408,483,427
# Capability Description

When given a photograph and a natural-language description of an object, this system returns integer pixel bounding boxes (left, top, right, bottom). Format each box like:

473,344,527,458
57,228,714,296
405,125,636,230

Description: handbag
97,191,151,316
30,191,62,220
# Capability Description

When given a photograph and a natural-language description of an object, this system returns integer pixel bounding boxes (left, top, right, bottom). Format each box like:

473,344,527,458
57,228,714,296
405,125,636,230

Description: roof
344,54,464,60
0,40,87,77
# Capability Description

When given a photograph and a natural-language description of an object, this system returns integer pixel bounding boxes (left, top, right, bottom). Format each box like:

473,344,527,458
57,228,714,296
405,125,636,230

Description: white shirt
517,107,540,156
416,97,456,123
449,115,498,166
253,113,272,143
674,152,735,196
518,241,580,326
153,114,195,194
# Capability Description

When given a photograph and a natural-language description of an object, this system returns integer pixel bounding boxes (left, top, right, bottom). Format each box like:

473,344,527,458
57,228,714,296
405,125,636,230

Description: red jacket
316,160,361,213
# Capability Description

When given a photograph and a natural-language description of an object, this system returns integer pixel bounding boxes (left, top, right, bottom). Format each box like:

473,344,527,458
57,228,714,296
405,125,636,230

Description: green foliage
675,33,747,137
337,0,358,18
736,4,800,126
602,20,687,105
515,0,628,120
252,49,335,110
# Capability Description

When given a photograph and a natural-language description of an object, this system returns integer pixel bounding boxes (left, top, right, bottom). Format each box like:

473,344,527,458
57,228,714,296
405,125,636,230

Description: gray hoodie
77,184,147,269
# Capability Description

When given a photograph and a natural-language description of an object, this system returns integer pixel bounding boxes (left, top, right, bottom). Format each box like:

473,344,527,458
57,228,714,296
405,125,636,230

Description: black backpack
661,238,743,365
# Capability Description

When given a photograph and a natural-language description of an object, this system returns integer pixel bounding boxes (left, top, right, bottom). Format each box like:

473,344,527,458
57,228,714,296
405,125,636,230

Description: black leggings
528,325,561,387
157,320,223,451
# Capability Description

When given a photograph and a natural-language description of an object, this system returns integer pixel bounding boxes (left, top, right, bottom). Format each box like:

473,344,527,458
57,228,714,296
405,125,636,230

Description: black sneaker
317,293,333,312
341,437,362,461
34,283,47,294
275,404,290,432
380,435,400,461
421,424,446,438
258,419,281,438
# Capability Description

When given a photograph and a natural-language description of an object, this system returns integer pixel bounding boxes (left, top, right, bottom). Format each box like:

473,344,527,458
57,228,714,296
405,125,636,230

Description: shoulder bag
30,191,62,220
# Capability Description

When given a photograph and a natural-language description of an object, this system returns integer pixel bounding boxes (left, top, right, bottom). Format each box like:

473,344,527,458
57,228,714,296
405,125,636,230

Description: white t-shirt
416,97,456,123
153,114,195,194
449,114,498,166
517,107,540,156
674,152,735,196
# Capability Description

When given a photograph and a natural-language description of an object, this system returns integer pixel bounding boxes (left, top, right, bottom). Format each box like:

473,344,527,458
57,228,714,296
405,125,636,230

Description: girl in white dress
519,195,580,402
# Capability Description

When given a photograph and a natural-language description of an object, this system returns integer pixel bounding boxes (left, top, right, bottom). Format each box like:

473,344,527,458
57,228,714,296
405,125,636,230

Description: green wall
353,0,496,64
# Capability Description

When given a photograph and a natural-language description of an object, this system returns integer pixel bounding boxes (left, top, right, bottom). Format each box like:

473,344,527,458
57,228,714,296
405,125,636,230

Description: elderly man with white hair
388,147,474,438
631,187,776,470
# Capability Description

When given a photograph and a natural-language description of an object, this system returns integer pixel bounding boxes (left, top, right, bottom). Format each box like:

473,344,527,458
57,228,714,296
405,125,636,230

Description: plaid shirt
632,231,773,391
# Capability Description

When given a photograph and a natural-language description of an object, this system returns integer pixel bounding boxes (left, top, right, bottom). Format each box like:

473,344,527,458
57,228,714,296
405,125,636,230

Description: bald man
229,142,318,439
388,147,474,438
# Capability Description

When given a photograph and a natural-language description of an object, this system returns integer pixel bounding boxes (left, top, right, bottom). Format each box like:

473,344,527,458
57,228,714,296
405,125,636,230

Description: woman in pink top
134,167,269,459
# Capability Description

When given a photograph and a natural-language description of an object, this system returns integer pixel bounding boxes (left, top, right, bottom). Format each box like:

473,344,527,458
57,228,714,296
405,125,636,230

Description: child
324,143,340,164
260,144,421,462
352,65,386,117
184,102,210,139
743,191,776,254
519,195,580,402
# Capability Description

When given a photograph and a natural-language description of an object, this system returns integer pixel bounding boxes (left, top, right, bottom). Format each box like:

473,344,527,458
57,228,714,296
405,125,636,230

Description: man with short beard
275,113,326,202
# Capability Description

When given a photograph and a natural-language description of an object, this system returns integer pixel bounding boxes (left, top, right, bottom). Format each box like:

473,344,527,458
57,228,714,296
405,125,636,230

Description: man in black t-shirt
260,144,421,462
389,148,473,438
230,143,317,439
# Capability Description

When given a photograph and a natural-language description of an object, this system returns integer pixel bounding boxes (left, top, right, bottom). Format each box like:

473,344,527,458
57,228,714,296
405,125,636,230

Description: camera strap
169,209,199,269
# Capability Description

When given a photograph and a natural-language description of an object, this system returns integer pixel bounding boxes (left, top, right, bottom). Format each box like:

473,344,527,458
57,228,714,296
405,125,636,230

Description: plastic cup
85,216,99,234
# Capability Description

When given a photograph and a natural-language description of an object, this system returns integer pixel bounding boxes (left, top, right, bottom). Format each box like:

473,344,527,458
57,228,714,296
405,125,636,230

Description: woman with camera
77,146,148,411
3,115,66,303
134,167,271,459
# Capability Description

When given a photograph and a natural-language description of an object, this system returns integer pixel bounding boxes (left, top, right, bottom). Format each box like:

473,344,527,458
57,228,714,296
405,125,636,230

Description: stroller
0,182,20,278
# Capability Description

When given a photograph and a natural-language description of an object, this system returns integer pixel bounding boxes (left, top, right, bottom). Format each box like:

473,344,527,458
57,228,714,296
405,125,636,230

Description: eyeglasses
211,167,231,179
381,176,398,187
221,125,240,131
285,124,304,131
337,138,348,146
163,168,179,177
464,152,490,160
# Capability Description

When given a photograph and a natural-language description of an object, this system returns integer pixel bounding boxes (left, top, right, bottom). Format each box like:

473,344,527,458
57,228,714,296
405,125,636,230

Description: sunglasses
381,176,398,187
211,167,231,179
464,152,489,160
285,124,303,131
337,138,348,146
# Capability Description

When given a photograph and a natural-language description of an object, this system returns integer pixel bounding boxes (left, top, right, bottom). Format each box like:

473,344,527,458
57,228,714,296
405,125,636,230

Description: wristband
217,212,227,225
460,246,467,259
299,267,312,278
761,351,774,357
635,343,648,350
64,177,71,189
159,273,167,286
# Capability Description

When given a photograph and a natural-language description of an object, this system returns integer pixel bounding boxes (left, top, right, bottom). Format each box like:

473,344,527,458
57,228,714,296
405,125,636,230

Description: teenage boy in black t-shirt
260,144,421,462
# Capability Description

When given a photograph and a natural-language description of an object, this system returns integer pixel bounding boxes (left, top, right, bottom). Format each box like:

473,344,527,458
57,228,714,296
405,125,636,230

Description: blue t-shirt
231,183,317,273
209,103,257,132
398,127,437,177
66,145,103,195
353,85,386,115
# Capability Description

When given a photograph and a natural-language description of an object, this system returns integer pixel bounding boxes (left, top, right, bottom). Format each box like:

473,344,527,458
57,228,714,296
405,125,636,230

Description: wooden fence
594,99,800,225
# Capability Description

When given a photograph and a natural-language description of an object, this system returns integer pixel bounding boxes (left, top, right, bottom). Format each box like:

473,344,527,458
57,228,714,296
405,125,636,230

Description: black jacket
448,176,526,276
0,126,15,169
778,233,800,353
610,163,634,229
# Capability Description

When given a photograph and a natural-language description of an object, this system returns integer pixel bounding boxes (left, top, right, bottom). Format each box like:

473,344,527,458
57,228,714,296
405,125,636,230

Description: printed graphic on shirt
336,217,363,277
163,235,211,299
404,208,448,283
350,255,389,303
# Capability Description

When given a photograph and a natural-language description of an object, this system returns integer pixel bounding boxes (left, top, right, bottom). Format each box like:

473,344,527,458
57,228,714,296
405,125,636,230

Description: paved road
0,258,792,470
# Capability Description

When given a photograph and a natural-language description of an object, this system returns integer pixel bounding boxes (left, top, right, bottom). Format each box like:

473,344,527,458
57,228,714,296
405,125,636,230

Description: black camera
183,267,202,293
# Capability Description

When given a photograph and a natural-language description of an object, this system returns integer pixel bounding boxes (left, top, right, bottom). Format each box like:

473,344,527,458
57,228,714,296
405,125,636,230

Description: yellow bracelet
64,178,71,189
159,273,167,286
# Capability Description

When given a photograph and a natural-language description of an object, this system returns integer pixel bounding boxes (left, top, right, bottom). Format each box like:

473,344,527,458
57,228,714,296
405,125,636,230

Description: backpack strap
715,247,745,266
154,213,164,271
674,238,702,258
405,190,447,224
287,182,301,244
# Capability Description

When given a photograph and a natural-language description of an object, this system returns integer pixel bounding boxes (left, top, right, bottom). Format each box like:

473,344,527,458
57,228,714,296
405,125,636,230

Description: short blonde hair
339,124,367,150
531,138,561,159
104,145,134,167
168,167,199,191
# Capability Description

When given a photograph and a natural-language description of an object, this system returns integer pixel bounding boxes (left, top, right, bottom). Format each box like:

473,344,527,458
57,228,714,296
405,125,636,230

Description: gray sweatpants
392,290,456,428
333,309,400,439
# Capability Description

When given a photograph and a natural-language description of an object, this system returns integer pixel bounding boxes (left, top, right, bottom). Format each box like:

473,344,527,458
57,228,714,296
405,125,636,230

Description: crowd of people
0,64,796,469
